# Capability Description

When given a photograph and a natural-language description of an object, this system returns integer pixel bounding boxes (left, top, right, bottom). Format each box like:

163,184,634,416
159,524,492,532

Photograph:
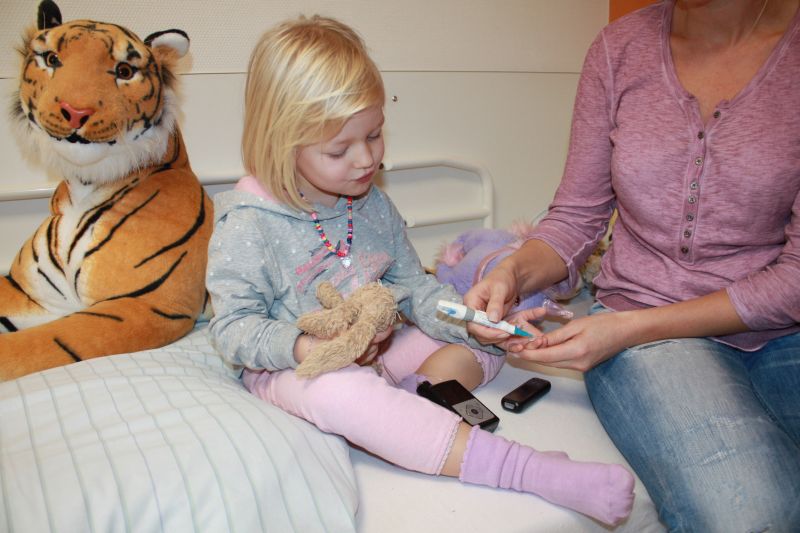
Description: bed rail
0,157,494,229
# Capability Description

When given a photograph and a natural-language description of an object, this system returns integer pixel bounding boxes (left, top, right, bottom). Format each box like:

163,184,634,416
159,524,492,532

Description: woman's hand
464,266,519,322
507,310,638,371
355,326,394,366
464,262,521,344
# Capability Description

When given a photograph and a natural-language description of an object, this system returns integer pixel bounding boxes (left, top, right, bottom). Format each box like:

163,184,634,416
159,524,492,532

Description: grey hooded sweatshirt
207,177,498,372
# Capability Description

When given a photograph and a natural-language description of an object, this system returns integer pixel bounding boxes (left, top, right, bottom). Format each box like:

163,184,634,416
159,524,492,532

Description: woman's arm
531,187,800,372
510,289,747,372
464,31,617,342
464,238,567,324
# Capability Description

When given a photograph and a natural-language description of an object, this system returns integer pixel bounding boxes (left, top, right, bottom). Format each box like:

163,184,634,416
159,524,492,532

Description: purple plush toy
435,222,575,316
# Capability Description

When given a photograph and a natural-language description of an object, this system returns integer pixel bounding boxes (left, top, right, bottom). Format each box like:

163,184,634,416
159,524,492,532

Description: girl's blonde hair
242,15,385,211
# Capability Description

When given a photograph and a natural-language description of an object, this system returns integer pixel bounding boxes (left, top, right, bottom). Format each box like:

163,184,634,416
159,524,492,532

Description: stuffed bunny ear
436,242,465,267
38,0,62,30
508,219,538,240
145,29,190,58
316,281,345,309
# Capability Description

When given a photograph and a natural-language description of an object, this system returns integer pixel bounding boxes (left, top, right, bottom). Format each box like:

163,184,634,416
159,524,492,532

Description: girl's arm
377,195,502,353
207,211,302,371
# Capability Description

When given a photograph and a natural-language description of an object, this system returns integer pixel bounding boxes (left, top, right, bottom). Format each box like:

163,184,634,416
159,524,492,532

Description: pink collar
235,176,275,201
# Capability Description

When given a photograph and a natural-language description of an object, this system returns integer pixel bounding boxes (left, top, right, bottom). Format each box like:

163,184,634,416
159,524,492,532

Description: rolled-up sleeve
727,189,800,330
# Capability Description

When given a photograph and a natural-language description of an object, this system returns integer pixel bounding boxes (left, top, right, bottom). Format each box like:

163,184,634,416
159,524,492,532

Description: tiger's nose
59,102,95,129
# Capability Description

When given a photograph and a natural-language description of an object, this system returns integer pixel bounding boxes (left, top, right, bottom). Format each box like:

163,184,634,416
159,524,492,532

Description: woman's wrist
615,309,653,349
511,238,568,295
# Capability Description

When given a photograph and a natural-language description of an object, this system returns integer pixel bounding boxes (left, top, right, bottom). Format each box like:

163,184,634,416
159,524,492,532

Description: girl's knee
302,365,393,414
418,344,486,390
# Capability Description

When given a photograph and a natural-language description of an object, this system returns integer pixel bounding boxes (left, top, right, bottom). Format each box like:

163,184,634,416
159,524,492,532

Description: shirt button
681,246,689,254
713,110,721,119
688,195,697,204
684,229,692,238
686,214,694,221
690,182,698,190
697,131,705,139
694,157,703,166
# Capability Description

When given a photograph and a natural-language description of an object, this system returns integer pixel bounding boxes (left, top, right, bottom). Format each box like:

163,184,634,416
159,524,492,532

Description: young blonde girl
207,15,634,526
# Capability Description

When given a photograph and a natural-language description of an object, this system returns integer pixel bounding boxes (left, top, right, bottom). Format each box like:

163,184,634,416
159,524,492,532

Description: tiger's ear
145,29,190,59
37,0,62,30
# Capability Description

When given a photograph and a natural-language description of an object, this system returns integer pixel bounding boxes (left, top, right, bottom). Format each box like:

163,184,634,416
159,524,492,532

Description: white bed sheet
353,291,666,533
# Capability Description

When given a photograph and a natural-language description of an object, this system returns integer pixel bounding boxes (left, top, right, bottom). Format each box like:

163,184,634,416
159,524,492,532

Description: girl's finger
506,307,547,325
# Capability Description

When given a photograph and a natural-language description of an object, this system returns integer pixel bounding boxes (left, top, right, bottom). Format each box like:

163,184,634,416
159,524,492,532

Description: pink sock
459,426,634,526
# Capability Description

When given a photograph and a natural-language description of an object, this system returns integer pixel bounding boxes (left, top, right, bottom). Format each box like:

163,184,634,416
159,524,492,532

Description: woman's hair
242,15,385,211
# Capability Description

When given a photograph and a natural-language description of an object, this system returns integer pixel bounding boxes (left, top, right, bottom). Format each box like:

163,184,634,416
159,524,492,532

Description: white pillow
0,327,357,533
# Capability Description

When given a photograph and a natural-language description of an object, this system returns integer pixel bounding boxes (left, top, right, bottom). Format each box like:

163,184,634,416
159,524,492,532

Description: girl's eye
43,51,61,68
115,62,137,80
326,150,346,159
368,131,382,141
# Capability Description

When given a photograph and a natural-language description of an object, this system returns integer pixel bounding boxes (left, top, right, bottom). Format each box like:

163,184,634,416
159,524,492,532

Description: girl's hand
507,311,637,372
464,305,549,349
501,307,549,351
355,326,394,366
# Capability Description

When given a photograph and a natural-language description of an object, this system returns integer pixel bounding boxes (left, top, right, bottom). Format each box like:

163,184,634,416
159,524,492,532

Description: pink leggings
243,326,504,474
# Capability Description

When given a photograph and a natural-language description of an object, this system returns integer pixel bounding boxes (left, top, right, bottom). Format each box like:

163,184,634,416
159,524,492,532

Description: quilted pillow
0,327,357,532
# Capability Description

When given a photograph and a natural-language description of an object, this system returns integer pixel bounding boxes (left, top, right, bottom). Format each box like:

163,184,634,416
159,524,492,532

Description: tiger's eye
115,62,136,80
43,51,61,68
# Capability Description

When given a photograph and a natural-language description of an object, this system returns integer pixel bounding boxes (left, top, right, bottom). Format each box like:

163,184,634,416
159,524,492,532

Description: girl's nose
354,143,374,169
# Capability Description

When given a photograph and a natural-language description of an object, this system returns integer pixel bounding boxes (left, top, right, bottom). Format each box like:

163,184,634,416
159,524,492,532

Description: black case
501,377,551,412
417,380,500,432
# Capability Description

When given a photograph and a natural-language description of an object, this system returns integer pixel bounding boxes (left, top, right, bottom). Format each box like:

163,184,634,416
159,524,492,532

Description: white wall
0,0,607,271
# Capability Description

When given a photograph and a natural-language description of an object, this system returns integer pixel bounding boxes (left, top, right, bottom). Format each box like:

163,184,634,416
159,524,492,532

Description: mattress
1,295,665,532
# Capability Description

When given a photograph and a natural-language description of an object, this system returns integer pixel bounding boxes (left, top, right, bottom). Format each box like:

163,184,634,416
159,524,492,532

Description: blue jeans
584,303,800,533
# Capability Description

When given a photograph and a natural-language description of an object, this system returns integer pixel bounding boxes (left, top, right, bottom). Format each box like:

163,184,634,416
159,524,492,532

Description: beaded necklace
307,195,354,267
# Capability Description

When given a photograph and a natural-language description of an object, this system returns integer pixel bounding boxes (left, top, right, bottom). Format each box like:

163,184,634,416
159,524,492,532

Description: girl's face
296,105,385,208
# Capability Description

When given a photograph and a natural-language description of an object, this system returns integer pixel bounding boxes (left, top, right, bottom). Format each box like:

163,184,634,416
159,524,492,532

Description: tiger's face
15,11,189,185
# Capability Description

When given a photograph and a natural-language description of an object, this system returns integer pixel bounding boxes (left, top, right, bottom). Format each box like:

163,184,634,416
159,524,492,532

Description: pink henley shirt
531,0,800,350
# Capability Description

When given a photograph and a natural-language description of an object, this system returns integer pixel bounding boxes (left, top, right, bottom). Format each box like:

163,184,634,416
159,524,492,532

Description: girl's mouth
355,169,375,183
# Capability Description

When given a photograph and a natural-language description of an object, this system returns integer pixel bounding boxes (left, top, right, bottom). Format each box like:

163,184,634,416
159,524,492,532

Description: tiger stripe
1,5,212,381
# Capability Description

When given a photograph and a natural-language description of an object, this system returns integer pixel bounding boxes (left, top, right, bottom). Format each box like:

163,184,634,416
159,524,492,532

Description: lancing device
437,300,532,337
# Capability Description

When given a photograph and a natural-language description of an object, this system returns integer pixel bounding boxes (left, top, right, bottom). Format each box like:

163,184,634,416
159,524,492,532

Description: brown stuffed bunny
295,281,396,378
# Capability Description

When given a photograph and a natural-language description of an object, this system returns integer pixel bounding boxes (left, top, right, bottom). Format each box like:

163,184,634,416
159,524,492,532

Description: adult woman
464,0,800,530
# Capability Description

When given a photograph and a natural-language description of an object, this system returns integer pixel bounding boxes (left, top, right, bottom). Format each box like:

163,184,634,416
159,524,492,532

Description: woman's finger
485,283,512,322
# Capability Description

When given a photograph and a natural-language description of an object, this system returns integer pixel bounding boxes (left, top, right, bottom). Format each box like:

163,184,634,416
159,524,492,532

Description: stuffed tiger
0,0,212,381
